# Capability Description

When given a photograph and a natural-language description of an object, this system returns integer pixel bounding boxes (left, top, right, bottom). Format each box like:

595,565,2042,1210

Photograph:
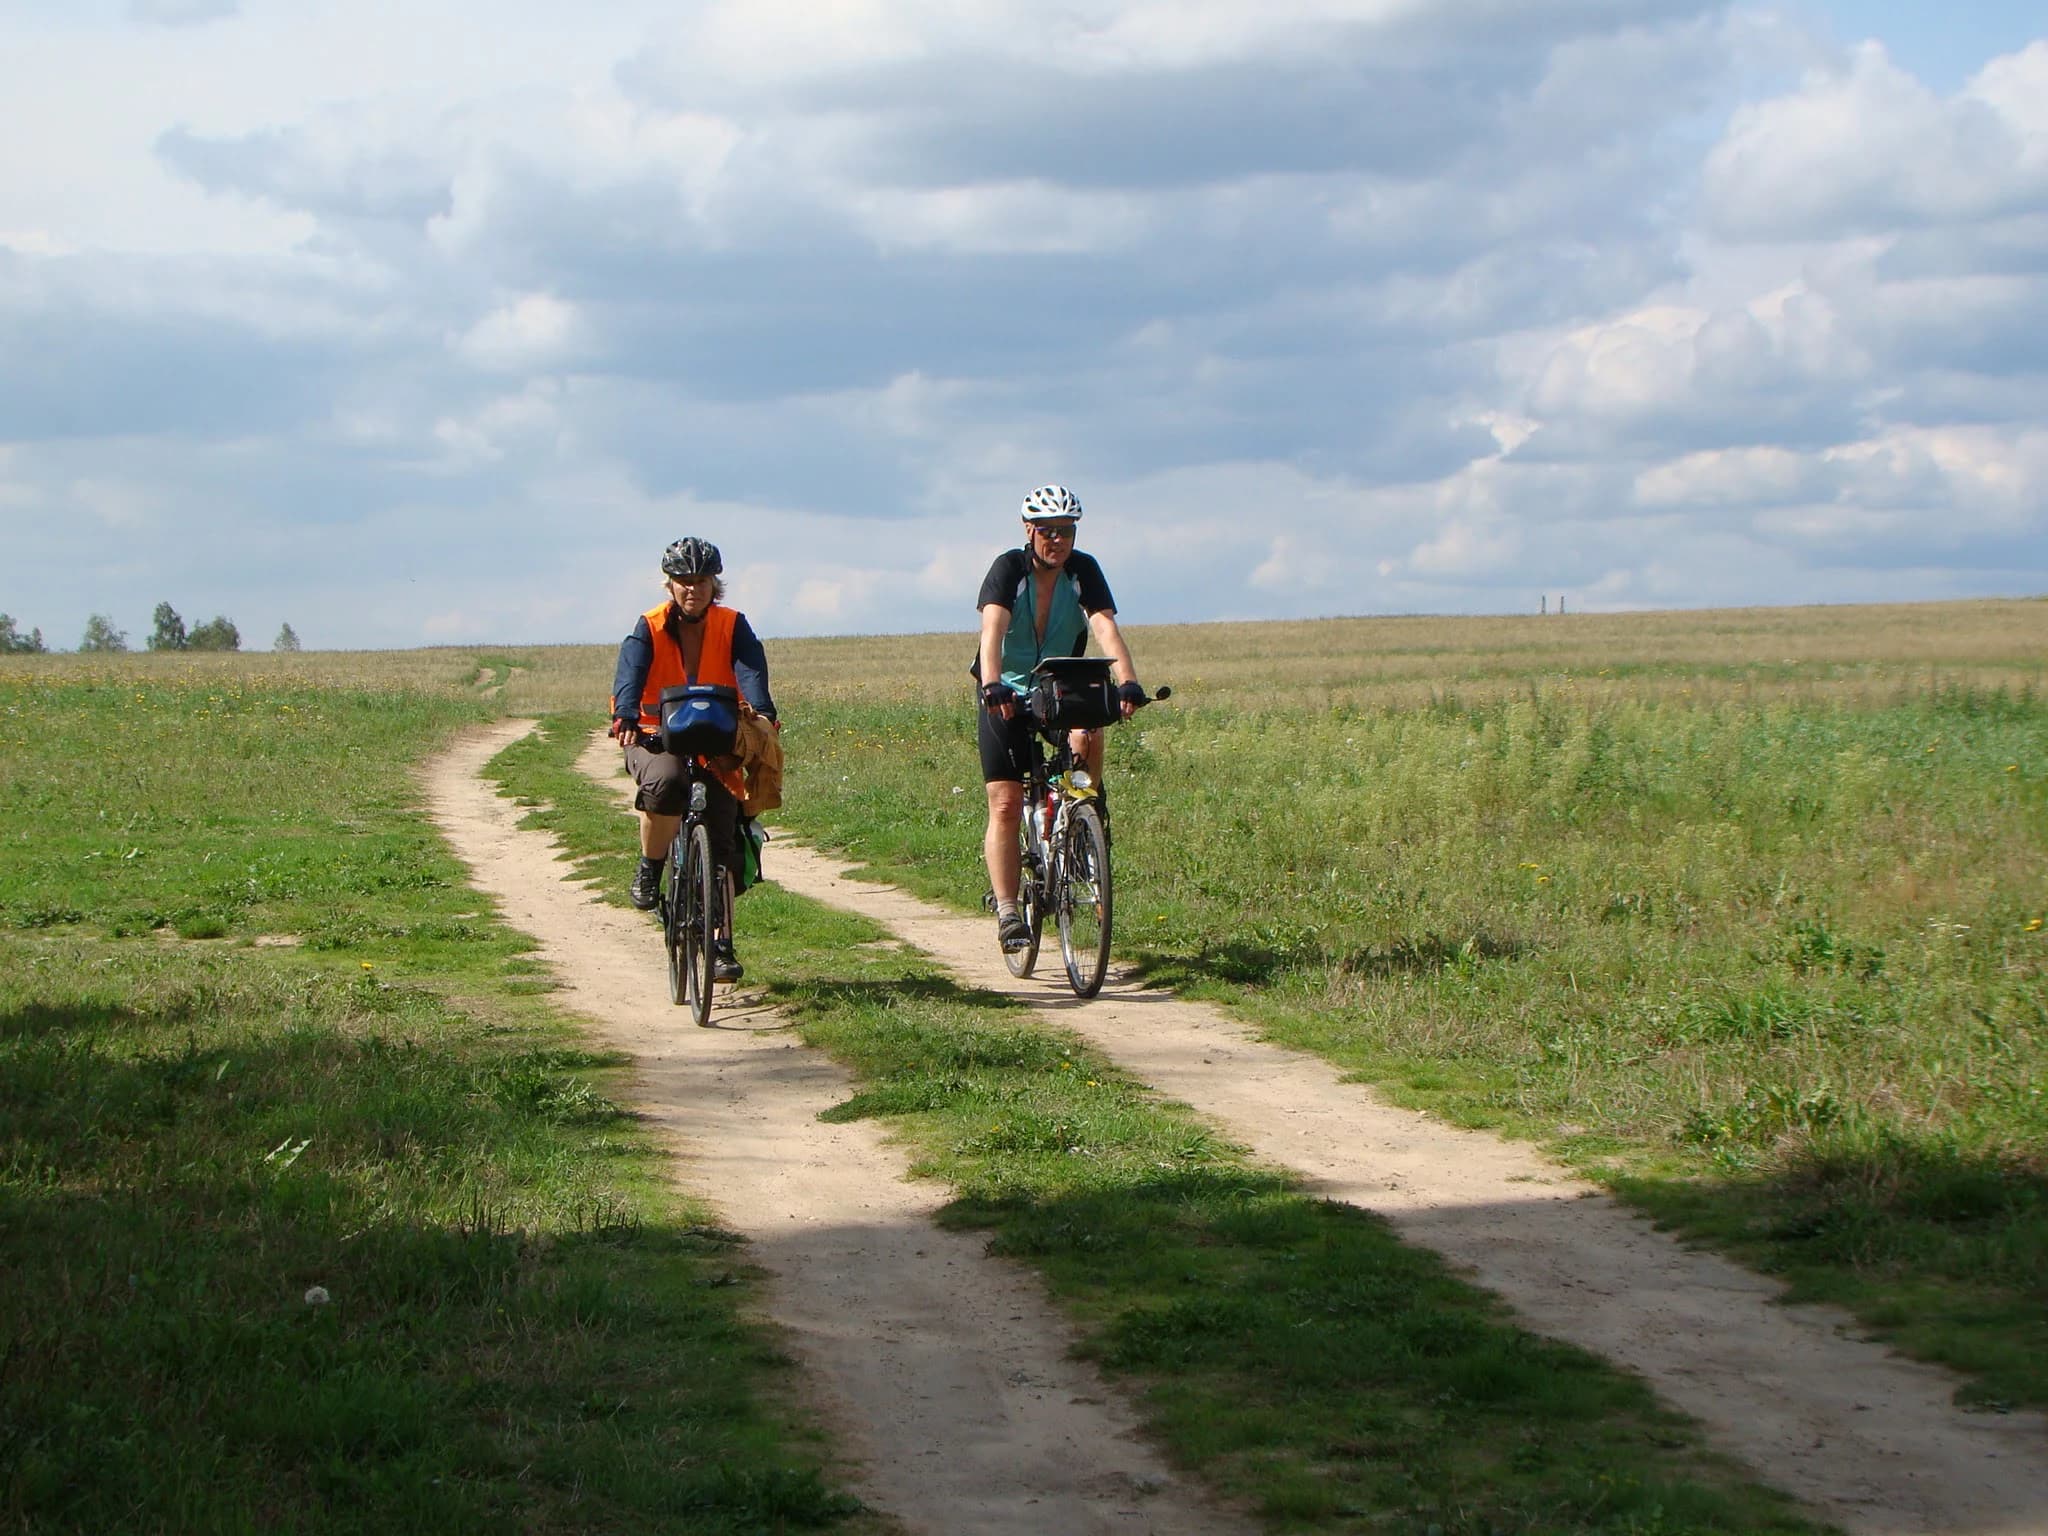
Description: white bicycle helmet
1020,484,1083,523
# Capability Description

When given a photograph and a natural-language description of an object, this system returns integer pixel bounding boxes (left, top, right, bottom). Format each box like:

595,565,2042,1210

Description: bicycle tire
1057,802,1112,997
663,828,688,1006
681,821,717,1026
1003,837,1046,979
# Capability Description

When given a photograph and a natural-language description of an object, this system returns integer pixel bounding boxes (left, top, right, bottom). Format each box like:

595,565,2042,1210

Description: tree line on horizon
1,603,301,656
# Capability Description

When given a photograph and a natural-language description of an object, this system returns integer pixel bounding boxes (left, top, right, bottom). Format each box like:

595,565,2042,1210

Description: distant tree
187,615,241,652
148,602,188,652
274,622,302,653
0,613,47,654
78,614,128,653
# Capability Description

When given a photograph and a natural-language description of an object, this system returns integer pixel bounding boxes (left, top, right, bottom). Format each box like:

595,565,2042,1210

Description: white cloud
1635,446,1814,507
851,181,1152,256
0,229,74,257
455,293,583,371
129,0,239,28
1530,305,1709,422
428,382,566,470
1704,40,2048,241
1250,533,1334,593
2,6,2045,650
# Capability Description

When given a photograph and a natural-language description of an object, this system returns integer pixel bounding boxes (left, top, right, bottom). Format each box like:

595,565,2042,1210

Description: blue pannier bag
658,683,740,757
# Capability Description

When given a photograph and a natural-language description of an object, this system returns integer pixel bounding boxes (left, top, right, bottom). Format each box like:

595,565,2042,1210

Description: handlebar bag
1027,657,1118,731
658,683,741,758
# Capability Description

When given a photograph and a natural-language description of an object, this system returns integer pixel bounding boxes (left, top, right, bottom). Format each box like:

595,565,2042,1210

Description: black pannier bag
658,683,741,757
1027,657,1118,731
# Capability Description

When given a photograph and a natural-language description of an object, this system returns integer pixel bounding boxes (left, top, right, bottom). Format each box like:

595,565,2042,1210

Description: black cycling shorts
977,699,1036,784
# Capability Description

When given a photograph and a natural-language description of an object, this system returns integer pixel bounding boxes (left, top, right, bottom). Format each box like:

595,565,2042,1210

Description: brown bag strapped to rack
735,705,784,815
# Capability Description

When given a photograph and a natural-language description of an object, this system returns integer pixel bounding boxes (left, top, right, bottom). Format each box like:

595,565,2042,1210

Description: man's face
667,573,715,617
1027,519,1076,565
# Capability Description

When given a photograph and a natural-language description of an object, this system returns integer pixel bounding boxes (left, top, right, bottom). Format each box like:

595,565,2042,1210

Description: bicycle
663,775,733,1027
995,657,1168,998
645,682,742,1028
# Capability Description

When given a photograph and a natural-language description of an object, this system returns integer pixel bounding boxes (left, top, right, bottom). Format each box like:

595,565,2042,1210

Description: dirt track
426,721,2048,1536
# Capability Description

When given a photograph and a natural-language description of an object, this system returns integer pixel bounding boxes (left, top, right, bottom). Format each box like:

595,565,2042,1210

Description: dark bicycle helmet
1021,484,1083,522
661,537,723,578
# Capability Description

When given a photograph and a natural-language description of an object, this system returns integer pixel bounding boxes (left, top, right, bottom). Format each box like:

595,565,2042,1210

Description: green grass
7,596,2043,1530
497,707,1829,1534
762,673,2048,1414
0,671,872,1533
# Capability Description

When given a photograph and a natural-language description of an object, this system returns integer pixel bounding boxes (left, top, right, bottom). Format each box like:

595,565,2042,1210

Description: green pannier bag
735,817,768,893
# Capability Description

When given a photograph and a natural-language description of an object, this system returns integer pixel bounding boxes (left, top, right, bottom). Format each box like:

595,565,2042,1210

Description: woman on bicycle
974,485,1147,952
610,536,778,981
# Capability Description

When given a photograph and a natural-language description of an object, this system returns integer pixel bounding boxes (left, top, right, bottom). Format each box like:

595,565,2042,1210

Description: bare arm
1088,609,1138,688
979,603,1017,719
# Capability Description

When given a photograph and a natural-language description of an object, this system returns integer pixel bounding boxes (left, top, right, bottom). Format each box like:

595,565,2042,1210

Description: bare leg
984,781,1024,904
640,811,681,858
1070,727,1105,782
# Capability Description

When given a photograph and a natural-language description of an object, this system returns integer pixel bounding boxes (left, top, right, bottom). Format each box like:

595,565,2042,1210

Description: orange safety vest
619,601,747,802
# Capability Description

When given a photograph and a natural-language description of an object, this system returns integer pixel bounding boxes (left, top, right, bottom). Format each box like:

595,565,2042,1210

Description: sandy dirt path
426,722,1252,1536
741,819,2048,1534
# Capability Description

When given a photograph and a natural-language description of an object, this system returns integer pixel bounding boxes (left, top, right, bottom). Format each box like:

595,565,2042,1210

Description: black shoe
629,860,661,911
712,941,744,983
997,912,1031,952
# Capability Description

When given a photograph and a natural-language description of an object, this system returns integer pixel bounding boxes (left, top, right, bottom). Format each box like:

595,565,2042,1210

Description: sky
2,1,2044,651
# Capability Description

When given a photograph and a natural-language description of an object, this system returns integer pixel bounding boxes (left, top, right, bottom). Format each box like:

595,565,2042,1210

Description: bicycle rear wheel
680,822,717,1026
1003,839,1046,979
1057,803,1112,997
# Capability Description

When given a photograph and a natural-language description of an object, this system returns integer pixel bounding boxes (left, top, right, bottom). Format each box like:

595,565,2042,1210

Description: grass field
0,666,874,1534
3,596,2042,1533
761,600,2048,1415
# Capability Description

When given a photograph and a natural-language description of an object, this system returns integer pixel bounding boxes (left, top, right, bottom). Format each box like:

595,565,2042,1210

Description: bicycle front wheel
680,822,717,1026
1004,839,1046,979
1056,803,1112,997
664,830,688,1006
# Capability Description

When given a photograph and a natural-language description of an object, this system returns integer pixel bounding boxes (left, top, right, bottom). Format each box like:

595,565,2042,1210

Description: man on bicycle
610,536,778,982
974,485,1147,952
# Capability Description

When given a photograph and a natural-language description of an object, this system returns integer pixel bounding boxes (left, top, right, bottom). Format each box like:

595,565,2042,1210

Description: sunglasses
1030,523,1077,540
